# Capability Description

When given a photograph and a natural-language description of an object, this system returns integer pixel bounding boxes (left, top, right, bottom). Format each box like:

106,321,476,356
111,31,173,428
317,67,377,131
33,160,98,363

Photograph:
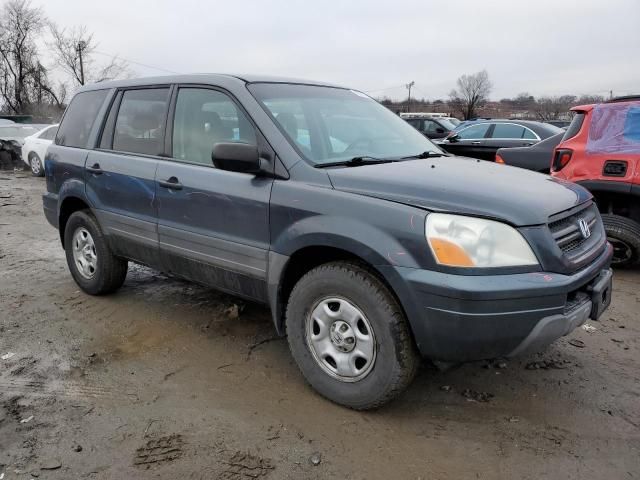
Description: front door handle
471,141,482,145
158,177,183,190
86,163,103,175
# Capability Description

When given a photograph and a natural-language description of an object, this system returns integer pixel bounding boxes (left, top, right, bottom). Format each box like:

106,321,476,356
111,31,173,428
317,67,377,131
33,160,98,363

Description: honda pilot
43,75,613,409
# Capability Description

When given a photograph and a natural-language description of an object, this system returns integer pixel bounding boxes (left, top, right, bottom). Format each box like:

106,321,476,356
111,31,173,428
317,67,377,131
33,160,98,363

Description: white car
21,124,58,177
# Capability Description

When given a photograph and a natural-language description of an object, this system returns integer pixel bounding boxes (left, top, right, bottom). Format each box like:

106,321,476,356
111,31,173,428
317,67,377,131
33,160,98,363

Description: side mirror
446,133,459,143
212,142,261,173
435,127,445,134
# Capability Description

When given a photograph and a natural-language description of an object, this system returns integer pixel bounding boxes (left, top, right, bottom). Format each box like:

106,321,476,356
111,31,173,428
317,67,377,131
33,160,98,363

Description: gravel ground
1,173,639,479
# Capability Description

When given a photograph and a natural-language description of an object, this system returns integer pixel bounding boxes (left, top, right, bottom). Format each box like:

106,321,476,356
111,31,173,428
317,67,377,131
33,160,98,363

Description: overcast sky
38,0,640,100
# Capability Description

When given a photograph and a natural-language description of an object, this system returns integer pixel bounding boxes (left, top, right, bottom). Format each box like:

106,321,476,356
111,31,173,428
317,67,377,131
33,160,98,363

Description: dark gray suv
43,75,613,409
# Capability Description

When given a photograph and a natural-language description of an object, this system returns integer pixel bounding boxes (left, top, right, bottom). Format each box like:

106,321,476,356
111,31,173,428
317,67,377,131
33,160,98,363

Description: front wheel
285,262,419,409
64,210,128,295
601,214,640,267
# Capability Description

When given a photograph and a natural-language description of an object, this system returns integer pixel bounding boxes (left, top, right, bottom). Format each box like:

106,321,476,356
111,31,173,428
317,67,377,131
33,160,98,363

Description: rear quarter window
623,107,640,142
56,90,109,148
586,103,640,154
562,113,585,141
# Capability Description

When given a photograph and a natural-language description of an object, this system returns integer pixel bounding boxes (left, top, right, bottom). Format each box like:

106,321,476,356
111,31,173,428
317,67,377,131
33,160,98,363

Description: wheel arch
268,243,408,336
58,195,91,247
582,181,640,224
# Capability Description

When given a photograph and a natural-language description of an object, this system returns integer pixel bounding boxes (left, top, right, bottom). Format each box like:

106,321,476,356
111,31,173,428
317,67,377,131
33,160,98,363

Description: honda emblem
578,218,591,239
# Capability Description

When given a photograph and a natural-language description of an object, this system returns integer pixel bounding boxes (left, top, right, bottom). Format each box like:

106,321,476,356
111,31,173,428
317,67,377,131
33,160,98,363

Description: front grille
548,203,602,262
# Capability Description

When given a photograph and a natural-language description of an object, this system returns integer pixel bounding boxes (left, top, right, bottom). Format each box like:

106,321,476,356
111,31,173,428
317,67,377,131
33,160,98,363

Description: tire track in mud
0,377,139,402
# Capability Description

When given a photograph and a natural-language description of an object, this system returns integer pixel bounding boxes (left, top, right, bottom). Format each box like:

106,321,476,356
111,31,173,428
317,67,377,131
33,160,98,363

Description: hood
327,157,591,226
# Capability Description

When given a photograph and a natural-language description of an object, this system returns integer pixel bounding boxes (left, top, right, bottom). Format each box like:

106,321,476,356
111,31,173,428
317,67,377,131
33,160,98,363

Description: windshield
248,83,443,165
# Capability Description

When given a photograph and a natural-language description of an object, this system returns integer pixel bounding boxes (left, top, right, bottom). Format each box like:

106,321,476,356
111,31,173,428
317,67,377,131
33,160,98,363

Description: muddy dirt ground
0,173,639,479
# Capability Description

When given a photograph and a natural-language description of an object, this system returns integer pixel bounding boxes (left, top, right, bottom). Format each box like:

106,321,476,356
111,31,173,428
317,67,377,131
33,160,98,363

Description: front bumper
382,243,613,362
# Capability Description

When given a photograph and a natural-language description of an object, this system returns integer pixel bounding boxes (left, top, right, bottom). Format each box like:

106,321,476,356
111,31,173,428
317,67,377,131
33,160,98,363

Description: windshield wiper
315,156,398,168
402,151,448,159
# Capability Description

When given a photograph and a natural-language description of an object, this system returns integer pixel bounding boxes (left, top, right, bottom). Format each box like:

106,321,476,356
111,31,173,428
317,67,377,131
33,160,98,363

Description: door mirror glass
212,142,260,173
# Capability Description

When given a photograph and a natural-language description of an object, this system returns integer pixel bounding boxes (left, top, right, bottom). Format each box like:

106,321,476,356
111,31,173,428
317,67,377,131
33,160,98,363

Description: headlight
425,213,538,268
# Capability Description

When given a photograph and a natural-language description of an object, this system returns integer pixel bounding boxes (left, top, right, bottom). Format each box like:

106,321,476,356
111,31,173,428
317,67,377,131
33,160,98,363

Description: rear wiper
315,156,398,168
401,151,449,159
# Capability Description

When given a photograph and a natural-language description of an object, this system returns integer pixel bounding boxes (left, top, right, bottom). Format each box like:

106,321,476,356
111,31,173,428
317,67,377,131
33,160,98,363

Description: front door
442,122,492,159
156,86,273,301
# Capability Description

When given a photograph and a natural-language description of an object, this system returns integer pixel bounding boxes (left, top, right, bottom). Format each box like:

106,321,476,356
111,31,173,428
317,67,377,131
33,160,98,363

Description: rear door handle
471,141,482,145
86,163,103,175
158,177,183,190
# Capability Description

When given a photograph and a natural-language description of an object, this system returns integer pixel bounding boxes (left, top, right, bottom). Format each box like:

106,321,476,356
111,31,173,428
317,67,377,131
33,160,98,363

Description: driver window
172,88,256,166
456,123,490,140
424,120,440,134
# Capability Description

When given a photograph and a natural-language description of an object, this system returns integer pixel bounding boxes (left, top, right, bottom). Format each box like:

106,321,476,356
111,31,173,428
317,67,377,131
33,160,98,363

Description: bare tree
448,70,492,120
49,23,129,86
577,94,605,105
0,0,62,114
534,95,577,121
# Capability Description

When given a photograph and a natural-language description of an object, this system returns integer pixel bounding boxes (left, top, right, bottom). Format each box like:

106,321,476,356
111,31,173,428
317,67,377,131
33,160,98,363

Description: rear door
484,123,539,160
85,86,171,268
442,122,491,158
156,86,273,301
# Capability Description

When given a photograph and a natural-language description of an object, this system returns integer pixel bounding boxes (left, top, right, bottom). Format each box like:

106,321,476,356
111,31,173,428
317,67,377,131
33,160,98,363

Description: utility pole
77,41,87,85
405,81,415,113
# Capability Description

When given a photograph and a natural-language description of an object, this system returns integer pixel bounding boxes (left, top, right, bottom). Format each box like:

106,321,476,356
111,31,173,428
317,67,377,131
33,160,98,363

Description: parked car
401,113,457,140
551,95,640,266
439,120,563,160
21,124,59,176
545,120,571,129
44,75,613,409
495,132,564,173
0,124,48,170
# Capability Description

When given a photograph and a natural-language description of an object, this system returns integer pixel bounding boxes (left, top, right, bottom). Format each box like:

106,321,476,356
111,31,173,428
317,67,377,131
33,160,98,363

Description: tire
601,214,640,267
29,152,44,177
285,261,419,410
64,210,128,295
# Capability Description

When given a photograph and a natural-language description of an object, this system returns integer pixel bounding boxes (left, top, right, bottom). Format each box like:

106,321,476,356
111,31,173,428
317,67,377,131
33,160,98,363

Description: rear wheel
29,153,44,177
601,214,640,267
285,261,419,409
64,210,128,294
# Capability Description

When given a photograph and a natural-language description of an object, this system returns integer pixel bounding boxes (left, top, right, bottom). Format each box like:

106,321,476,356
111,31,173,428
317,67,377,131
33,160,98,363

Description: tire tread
285,261,419,410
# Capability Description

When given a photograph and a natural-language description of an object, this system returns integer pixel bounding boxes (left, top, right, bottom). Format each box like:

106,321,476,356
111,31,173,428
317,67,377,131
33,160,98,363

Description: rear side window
113,88,170,156
56,90,108,148
456,123,490,139
491,123,526,139
623,107,640,142
562,113,585,141
405,119,422,130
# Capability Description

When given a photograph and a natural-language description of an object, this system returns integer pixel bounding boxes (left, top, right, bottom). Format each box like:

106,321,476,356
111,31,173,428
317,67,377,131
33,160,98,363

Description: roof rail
605,95,640,104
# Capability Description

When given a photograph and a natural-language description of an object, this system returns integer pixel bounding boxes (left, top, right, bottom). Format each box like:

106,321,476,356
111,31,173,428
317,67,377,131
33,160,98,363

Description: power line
92,50,180,75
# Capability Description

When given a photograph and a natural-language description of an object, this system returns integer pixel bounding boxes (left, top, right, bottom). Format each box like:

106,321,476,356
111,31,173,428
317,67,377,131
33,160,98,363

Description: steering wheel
344,137,373,154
